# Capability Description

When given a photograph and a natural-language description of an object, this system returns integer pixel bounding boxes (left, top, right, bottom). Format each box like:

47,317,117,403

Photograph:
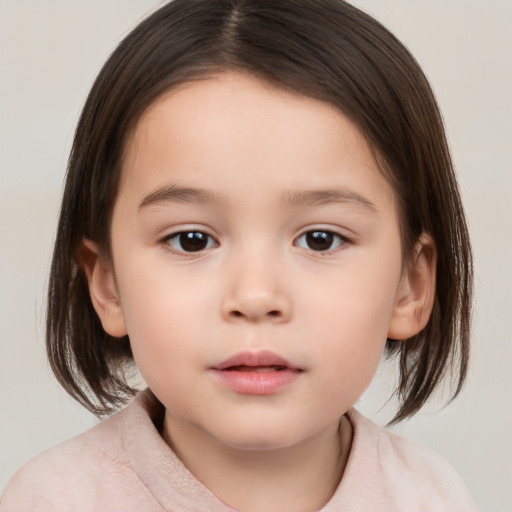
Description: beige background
1,1,511,510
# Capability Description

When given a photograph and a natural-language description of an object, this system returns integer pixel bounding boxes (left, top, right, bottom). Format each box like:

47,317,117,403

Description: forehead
119,71,396,210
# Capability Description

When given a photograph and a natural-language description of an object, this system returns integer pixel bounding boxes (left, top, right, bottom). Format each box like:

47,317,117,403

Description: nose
220,254,292,324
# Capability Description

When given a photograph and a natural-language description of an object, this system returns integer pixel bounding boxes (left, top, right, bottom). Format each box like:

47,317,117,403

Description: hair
47,0,472,423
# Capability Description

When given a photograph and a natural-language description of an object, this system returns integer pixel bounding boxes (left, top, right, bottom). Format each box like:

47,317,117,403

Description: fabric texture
1,389,480,511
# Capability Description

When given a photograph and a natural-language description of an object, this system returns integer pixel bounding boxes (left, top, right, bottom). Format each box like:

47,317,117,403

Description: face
100,72,411,451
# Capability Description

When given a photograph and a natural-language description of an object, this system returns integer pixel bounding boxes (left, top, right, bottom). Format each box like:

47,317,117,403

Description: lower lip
211,368,302,395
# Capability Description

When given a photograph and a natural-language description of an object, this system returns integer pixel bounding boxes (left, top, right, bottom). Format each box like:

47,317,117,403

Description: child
1,0,479,510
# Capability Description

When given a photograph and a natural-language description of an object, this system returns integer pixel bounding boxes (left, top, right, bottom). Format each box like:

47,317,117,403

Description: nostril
232,311,243,317
268,310,280,317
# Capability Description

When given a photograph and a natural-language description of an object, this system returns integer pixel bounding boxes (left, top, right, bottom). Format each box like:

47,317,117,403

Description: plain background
0,1,511,510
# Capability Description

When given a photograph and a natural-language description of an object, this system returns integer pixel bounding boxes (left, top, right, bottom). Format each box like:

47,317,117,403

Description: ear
79,239,128,338
387,233,437,341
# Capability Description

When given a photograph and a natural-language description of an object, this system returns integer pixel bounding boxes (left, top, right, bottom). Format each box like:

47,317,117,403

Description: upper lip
212,350,301,371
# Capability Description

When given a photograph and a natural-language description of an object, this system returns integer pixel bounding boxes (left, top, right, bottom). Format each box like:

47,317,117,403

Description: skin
83,72,436,512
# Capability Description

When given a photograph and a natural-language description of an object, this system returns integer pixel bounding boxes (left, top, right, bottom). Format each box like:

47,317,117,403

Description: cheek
114,259,213,380
305,253,401,341
302,251,402,397
307,303,388,413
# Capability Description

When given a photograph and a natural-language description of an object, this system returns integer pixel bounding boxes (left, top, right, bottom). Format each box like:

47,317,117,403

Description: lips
211,350,303,395
224,365,286,372
213,350,300,371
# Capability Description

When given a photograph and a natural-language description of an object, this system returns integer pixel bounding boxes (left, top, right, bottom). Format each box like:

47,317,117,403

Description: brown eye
167,231,217,252
295,230,345,252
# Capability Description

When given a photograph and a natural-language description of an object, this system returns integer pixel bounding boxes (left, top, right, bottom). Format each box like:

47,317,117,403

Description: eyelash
163,231,218,253
294,230,348,253
162,229,348,254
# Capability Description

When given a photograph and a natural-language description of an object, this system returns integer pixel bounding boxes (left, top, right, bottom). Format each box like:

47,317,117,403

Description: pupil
180,232,208,252
307,231,333,251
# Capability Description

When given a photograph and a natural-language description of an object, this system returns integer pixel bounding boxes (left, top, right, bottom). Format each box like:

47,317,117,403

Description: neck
162,414,353,512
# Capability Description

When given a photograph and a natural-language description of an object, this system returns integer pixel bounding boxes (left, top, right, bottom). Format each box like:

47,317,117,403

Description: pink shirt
1,389,480,511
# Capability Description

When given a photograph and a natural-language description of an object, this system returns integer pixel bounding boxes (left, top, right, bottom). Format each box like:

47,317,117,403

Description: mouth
213,350,301,372
211,350,303,395
223,364,289,372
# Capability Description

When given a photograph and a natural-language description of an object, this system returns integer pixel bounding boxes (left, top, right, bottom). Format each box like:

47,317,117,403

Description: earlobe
79,239,128,338
387,234,437,341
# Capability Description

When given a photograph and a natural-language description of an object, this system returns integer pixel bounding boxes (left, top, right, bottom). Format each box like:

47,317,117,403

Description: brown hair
47,0,472,423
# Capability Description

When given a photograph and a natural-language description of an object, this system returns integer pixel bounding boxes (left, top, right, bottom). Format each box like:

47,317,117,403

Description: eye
165,231,217,253
295,230,346,252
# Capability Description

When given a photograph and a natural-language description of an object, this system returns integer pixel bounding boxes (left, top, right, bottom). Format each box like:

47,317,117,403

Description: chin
208,420,313,453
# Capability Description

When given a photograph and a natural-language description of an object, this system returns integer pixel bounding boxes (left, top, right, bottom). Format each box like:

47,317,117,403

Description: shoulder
0,393,161,512
1,414,120,511
343,409,480,511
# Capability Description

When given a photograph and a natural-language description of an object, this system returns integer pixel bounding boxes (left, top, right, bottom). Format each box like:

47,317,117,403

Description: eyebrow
282,189,378,213
139,185,223,210
138,185,377,213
